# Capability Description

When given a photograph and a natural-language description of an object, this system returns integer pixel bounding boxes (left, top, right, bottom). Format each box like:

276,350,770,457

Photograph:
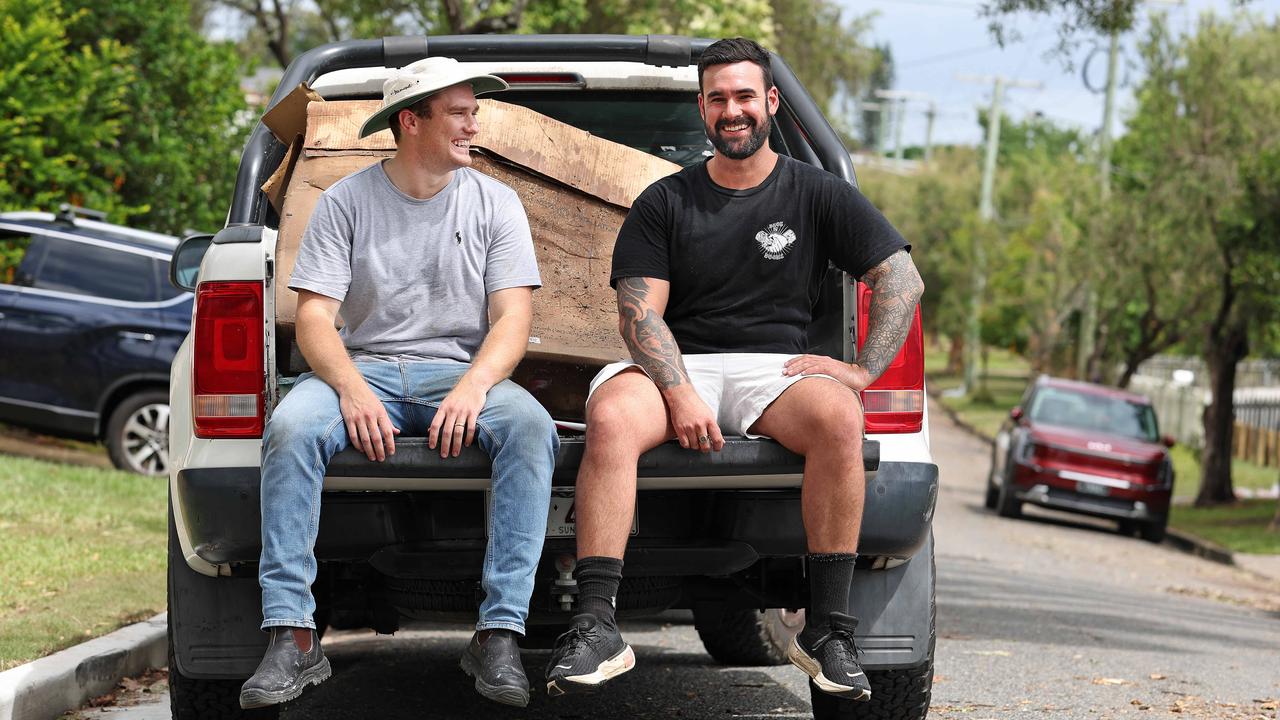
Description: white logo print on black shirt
755,221,796,260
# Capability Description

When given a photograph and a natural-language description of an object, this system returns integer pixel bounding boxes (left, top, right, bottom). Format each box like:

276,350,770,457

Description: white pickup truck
166,34,939,720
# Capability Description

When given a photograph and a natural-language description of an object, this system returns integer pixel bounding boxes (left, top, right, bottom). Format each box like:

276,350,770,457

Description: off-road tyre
106,389,170,476
809,539,935,720
809,662,934,720
616,575,683,612
168,638,279,720
694,608,803,666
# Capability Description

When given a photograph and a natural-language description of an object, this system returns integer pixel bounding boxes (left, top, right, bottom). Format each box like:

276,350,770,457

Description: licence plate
1076,481,1110,497
487,488,638,538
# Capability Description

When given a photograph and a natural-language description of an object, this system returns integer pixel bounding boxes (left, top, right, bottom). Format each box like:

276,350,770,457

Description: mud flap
168,503,270,679
846,532,936,670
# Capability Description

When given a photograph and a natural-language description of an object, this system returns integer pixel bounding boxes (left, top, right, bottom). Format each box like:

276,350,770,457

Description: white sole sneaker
545,644,636,696
788,637,871,702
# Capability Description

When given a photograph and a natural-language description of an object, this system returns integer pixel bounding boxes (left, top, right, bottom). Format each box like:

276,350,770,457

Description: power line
899,44,1003,69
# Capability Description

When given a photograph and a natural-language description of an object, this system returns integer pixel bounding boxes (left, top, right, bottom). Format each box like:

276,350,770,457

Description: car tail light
193,281,264,438
856,282,924,433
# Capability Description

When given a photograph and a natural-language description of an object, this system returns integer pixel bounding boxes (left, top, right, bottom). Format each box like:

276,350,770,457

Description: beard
707,112,772,160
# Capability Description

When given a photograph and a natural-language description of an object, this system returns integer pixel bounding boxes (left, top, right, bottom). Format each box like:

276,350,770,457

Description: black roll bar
227,35,855,226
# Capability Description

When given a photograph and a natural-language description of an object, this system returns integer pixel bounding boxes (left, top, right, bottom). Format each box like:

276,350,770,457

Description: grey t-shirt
290,162,540,363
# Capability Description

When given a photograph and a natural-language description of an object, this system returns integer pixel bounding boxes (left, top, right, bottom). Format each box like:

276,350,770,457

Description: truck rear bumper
174,438,936,571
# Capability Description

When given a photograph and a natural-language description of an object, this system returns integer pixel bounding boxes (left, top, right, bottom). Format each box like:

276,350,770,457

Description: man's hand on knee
666,388,724,453
428,377,488,458
339,383,400,462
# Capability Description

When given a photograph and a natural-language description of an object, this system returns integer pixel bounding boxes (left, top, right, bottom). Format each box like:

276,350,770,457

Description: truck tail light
856,281,924,434
193,281,264,438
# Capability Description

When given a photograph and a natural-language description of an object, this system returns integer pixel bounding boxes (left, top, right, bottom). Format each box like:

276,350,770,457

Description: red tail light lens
193,281,264,438
856,282,925,433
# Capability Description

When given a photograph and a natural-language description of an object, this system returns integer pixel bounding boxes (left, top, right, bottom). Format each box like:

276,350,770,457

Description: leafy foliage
62,0,249,234
1114,13,1280,504
0,0,135,216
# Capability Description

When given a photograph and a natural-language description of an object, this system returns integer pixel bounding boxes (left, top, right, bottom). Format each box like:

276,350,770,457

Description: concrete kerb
922,381,1268,576
0,613,166,720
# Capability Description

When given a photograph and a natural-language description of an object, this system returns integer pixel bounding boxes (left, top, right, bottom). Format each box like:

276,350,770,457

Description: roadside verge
0,614,165,720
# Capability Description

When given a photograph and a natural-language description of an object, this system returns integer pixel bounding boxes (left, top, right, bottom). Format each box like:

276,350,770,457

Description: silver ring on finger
698,435,710,444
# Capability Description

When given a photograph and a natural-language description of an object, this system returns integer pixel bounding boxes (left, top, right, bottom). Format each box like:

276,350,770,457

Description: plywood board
304,99,678,208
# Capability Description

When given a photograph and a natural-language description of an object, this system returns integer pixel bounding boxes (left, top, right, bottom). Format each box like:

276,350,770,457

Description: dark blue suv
0,208,191,475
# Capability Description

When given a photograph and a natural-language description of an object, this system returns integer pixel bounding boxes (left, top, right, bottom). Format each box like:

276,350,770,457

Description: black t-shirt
610,155,909,354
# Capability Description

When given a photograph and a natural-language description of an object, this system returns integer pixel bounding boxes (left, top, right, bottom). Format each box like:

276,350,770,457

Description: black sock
575,556,624,625
802,553,857,642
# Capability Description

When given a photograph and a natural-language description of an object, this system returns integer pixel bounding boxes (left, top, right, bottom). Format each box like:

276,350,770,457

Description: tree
62,0,249,234
0,0,135,217
523,0,775,41
1116,13,1280,506
980,0,1255,52
769,0,879,146
215,0,299,67
861,147,982,371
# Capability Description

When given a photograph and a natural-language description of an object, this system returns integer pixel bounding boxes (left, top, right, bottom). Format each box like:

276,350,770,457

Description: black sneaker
239,627,332,709
788,612,872,701
460,630,531,707
545,613,635,696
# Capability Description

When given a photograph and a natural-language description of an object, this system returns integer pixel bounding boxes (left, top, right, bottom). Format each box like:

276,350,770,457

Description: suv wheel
983,452,1000,510
1139,517,1168,544
995,467,1022,519
106,390,169,476
694,607,803,666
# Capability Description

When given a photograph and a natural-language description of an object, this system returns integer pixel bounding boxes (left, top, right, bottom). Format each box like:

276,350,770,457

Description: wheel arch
96,374,170,437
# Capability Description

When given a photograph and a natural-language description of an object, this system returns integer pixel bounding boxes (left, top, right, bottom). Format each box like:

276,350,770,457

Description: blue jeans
257,360,557,635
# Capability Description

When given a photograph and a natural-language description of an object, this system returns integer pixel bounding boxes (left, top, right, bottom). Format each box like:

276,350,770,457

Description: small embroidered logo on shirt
455,231,462,245
754,221,796,260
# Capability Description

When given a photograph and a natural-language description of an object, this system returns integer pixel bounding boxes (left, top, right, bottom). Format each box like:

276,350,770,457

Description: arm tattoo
857,250,925,381
617,277,691,390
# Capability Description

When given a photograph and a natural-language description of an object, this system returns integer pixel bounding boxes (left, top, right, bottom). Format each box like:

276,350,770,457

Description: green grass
1169,501,1280,554
1169,445,1279,501
926,343,1031,439
0,454,167,671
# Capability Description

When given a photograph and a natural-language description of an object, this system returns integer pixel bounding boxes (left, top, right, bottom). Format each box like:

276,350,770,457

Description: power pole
1077,28,1119,382
893,97,907,164
958,74,1042,397
1077,0,1181,382
878,102,891,158
924,102,937,164
875,90,932,167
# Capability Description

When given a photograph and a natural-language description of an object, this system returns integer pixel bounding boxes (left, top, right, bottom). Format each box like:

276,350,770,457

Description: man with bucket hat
238,56,557,710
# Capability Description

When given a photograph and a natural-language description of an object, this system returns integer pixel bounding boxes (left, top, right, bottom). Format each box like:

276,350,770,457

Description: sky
843,0,1280,147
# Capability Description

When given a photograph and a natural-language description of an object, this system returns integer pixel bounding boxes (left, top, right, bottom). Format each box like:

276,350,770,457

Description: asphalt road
74,400,1280,719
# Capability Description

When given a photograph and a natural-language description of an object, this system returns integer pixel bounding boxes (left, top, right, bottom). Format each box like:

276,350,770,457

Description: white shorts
587,353,846,438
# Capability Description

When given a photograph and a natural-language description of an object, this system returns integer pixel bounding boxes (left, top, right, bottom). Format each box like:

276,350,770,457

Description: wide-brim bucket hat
358,56,508,138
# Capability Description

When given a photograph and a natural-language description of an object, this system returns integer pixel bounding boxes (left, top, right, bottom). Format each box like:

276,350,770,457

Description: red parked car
986,376,1175,542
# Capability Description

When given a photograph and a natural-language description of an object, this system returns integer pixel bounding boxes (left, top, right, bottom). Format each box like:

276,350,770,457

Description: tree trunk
1195,320,1247,507
946,334,965,375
